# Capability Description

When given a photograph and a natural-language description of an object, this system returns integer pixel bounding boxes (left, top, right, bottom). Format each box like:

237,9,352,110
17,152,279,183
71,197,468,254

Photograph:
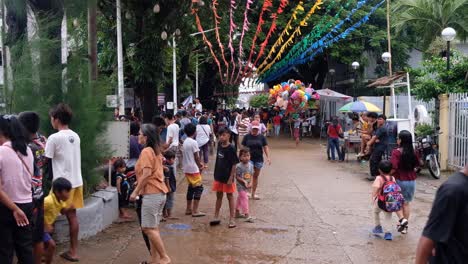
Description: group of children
182,124,255,228
111,122,255,229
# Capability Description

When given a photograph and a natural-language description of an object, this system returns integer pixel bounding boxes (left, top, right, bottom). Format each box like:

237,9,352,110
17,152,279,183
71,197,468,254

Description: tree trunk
141,81,156,123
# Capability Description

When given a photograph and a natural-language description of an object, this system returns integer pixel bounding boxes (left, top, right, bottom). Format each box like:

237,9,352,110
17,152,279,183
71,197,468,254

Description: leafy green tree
410,51,468,101
249,94,269,108
393,0,468,49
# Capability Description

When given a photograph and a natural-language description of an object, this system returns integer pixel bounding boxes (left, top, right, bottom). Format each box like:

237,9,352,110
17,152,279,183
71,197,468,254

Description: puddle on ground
165,223,192,230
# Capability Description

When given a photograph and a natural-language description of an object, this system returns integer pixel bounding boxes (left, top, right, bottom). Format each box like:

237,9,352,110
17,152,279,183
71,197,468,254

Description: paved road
55,138,443,264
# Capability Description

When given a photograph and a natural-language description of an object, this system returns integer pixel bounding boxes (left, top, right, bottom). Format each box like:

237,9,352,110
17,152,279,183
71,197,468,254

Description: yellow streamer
256,1,304,72
258,0,323,75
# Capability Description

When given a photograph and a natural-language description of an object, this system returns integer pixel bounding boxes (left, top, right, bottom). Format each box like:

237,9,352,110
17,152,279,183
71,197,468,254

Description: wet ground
55,138,447,264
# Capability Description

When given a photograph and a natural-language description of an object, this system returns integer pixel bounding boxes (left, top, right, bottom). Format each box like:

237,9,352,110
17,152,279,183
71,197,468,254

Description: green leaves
249,94,270,108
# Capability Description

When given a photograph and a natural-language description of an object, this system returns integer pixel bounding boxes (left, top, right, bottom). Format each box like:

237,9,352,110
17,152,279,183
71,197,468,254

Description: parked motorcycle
416,128,441,179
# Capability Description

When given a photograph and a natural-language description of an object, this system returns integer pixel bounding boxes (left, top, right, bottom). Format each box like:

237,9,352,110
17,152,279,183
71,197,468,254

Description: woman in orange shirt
130,124,170,264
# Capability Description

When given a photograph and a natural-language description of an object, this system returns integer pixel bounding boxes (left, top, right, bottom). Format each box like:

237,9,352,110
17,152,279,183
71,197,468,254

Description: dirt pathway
54,138,443,264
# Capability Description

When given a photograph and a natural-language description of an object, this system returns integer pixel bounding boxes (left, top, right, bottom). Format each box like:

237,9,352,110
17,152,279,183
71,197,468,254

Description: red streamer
232,0,254,84
253,0,288,68
193,8,225,84
212,0,230,78
228,0,238,84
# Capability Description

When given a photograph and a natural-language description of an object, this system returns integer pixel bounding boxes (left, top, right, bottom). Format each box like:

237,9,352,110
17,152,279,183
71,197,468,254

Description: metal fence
448,93,468,169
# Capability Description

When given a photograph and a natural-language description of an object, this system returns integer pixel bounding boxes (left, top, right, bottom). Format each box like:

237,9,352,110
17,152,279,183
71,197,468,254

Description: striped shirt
238,117,251,136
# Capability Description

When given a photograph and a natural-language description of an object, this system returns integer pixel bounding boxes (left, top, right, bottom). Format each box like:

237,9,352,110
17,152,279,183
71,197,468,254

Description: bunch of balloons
268,80,320,114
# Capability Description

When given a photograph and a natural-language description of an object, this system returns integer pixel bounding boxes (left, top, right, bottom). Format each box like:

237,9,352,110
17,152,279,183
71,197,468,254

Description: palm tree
393,0,468,49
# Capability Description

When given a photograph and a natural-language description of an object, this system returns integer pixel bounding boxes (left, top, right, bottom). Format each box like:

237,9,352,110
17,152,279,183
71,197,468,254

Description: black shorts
32,199,44,244
187,185,204,201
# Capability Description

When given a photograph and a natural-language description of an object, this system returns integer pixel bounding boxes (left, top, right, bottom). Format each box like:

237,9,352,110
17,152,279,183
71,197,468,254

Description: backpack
377,176,405,212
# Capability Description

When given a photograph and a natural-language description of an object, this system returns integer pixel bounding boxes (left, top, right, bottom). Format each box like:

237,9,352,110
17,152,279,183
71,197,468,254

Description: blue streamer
260,0,385,83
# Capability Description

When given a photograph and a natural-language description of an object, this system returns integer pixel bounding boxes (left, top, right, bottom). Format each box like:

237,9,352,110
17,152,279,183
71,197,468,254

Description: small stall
315,89,352,138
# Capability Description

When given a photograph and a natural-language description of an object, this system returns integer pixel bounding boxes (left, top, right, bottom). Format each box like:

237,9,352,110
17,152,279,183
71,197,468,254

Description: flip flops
60,252,79,262
209,219,221,226
192,212,206,217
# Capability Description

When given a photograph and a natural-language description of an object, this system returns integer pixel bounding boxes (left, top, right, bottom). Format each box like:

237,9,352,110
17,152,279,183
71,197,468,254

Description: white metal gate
448,93,468,169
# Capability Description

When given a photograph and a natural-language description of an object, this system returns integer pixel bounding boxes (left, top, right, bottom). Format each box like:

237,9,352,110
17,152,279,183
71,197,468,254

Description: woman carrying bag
0,115,34,264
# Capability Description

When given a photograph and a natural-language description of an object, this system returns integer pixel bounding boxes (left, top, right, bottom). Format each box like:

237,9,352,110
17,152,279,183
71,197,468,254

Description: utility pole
116,0,125,115
387,0,397,118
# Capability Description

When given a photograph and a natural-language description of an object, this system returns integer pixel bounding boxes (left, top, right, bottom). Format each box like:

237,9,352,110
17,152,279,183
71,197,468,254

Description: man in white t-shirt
165,112,180,151
181,123,205,217
44,103,82,261
195,98,203,113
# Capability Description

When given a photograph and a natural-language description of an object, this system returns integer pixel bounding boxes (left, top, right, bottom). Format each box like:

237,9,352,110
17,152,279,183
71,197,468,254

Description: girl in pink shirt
0,115,34,264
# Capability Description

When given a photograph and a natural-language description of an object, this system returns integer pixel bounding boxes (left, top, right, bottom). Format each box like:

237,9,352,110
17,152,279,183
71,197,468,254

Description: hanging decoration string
193,8,225,84
256,1,305,73
260,0,369,80
261,0,347,78
257,0,323,75
261,0,386,83
243,0,273,77
228,0,238,83
233,0,255,84
252,0,289,68
212,0,230,80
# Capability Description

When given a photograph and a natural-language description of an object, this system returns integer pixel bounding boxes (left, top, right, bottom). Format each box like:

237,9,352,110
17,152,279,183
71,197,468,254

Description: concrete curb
53,187,119,243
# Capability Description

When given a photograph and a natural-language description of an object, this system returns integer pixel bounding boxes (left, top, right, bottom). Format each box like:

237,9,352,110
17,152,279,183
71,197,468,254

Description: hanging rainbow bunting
192,8,225,84
260,0,386,83
260,0,370,81
252,0,289,68
257,0,323,75
261,0,347,78
212,0,230,79
256,1,305,73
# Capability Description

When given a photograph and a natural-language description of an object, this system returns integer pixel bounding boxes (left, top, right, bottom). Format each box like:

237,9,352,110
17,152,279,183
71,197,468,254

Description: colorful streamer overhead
212,0,230,78
252,0,289,68
192,8,224,84
261,0,370,80
234,0,255,84
244,0,273,75
228,0,237,83
261,0,386,83
256,1,305,72
257,0,323,75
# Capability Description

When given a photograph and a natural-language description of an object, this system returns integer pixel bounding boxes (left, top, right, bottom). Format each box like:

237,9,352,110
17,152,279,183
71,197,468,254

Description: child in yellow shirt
42,178,72,264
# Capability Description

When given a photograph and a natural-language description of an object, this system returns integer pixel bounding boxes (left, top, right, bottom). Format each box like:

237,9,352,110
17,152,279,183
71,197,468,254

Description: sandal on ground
235,214,247,219
192,212,206,217
185,211,192,215
209,219,221,226
228,220,237,228
252,195,261,200
245,217,255,223
401,226,408,234
60,252,79,262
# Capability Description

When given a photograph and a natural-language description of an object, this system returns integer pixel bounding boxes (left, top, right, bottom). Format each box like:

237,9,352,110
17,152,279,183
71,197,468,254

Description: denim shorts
253,162,264,169
396,180,415,202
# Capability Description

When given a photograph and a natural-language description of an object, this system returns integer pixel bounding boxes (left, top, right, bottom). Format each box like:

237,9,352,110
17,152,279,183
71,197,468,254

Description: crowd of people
0,104,84,263
116,102,273,263
1,99,466,264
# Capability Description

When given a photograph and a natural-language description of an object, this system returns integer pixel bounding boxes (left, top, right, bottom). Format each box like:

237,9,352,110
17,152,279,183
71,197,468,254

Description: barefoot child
43,178,72,264
235,148,254,223
114,159,132,220
163,150,177,219
182,123,206,217
210,128,239,228
371,160,408,240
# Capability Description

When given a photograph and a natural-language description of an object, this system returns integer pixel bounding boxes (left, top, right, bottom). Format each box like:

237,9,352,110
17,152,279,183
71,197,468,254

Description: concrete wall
54,187,119,243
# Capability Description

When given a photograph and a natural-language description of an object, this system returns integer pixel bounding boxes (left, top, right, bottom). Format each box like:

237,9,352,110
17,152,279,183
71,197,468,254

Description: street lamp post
352,62,359,101
442,27,457,71
381,52,393,117
162,28,181,114
328,69,335,89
